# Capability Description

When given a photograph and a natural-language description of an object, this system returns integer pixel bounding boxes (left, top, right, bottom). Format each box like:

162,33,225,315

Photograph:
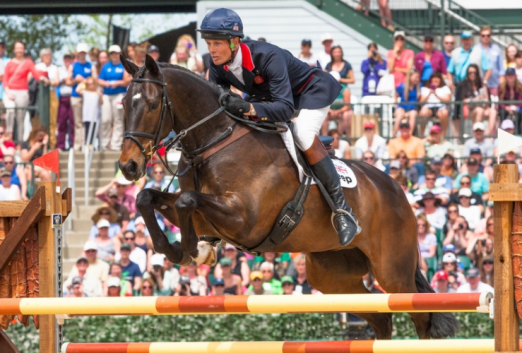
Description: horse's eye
149,102,160,111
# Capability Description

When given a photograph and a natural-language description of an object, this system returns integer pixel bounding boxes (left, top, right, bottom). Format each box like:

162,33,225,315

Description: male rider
197,8,361,246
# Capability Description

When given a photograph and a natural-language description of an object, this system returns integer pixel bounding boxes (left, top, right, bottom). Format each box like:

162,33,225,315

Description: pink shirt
3,59,44,91
387,49,414,88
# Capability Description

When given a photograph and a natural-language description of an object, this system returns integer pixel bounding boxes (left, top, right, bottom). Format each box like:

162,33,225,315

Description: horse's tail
414,267,459,338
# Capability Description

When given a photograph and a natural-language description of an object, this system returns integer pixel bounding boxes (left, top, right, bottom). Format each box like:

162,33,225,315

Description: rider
197,8,361,246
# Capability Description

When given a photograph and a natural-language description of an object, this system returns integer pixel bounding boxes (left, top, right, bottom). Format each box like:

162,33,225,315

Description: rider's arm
209,65,231,90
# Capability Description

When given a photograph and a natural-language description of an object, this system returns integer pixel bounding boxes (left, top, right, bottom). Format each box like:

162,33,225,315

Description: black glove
224,92,251,116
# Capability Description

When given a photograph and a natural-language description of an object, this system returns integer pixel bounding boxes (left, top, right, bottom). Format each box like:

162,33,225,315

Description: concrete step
59,169,115,179
61,177,114,188
71,218,95,232
59,159,118,169
72,197,103,207
71,205,104,219
64,231,90,245
63,244,85,259
63,259,78,275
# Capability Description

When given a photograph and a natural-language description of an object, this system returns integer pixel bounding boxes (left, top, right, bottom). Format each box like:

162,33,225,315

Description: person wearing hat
107,276,123,297
316,33,334,69
95,176,136,217
456,188,481,229
143,253,174,296
414,192,446,230
64,277,87,298
386,31,414,89
456,268,494,294
432,271,455,293
117,242,142,294
476,26,504,97
115,230,147,272
214,243,250,287
414,168,450,207
422,123,454,159
211,277,226,296
447,31,491,86
147,45,160,62
297,39,316,67
89,203,121,239
361,42,387,98
415,33,447,87
498,67,522,130
281,276,295,295
217,257,242,295
463,123,493,163
63,256,103,297
449,174,484,211
417,157,453,191
98,44,130,151
388,118,425,160
198,9,360,245
105,187,130,230
68,42,97,150
431,252,467,290
57,53,75,150
66,241,110,288
454,157,490,199
0,168,20,201
92,218,120,262
355,119,386,159
245,271,273,295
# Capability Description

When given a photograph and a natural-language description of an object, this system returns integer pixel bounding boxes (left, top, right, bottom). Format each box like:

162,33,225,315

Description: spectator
75,77,102,146
144,254,174,296
0,169,20,201
442,35,455,67
105,188,130,231
448,31,491,86
171,46,198,72
393,71,421,136
457,188,482,230
475,213,494,238
140,278,155,297
414,192,447,230
174,275,192,296
182,261,207,296
93,219,119,262
144,164,175,192
317,33,333,69
449,175,484,212
282,276,296,295
68,43,97,151
126,42,137,60
377,0,393,30
432,253,467,290
96,177,137,217
252,252,289,280
499,68,522,130
298,39,316,67
107,262,133,296
433,271,456,293
388,119,426,160
361,42,387,97
393,151,419,186
118,243,142,294
477,26,504,97
292,254,314,295
441,153,459,180
217,257,242,295
456,268,494,293
415,33,447,86
67,241,109,286
174,34,204,74
115,230,146,273
454,158,490,200
258,261,282,295
163,256,180,291
443,203,460,236
89,203,121,239
245,271,273,295
415,213,437,258
355,120,386,159
98,45,130,151
211,278,226,296
387,31,414,89
107,277,125,297
131,217,154,254
64,277,87,297
494,120,520,158
97,50,109,74
443,216,473,255
423,125,454,159
57,53,74,151
418,157,453,190
458,65,497,135
214,244,250,287
463,122,494,159
479,255,494,287
147,45,160,62
62,257,102,297
505,44,518,69
419,72,451,136
362,150,385,171
3,41,46,143
328,129,350,159
20,126,51,182
515,51,522,83
133,46,146,67
88,47,100,68
2,154,26,199
0,125,15,161
414,169,449,203
395,174,416,206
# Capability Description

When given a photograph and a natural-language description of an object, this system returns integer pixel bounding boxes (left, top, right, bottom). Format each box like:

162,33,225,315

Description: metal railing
84,116,101,206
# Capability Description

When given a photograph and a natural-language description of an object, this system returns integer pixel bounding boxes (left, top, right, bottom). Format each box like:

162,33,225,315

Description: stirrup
331,209,362,235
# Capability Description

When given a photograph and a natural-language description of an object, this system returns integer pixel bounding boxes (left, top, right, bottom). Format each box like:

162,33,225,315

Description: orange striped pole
0,292,492,316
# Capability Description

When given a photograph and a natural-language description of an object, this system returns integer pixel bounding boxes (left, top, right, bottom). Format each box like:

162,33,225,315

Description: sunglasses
0,132,4,135
468,71,477,75
394,37,405,41
85,249,96,253
142,286,152,289
364,128,374,131
3,161,13,164
460,182,471,186
73,285,81,290
282,282,293,286
364,157,374,161
487,223,494,226
124,237,135,241
481,34,491,38
483,261,493,265
117,185,126,188
153,171,164,174
444,42,455,45
425,178,436,181
417,223,426,227
252,278,262,282
424,38,434,43
443,262,454,265
448,209,458,213
99,212,111,216
214,284,225,287
261,270,272,273
109,195,118,199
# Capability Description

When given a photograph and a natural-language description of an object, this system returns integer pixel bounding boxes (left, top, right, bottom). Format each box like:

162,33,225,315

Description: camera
458,223,464,229
372,50,377,57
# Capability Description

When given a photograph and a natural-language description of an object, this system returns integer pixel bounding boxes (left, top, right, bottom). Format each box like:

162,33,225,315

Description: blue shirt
476,43,504,89
361,58,387,97
453,172,490,195
443,51,452,67
396,83,420,111
447,47,491,83
0,56,9,100
417,174,453,190
71,61,93,98
421,60,433,82
98,61,127,96
119,261,142,286
89,223,121,239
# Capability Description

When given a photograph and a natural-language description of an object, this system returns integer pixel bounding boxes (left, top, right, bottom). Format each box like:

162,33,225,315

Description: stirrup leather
331,209,362,235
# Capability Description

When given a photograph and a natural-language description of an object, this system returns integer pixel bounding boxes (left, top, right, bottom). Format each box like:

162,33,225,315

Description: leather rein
124,65,287,190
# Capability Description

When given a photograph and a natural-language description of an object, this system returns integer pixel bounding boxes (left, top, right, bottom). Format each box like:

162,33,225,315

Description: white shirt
420,85,451,109
115,246,147,273
415,207,447,230
228,46,245,85
355,134,387,159
456,281,494,294
0,184,20,201
458,205,482,230
334,139,349,159
298,53,317,67
317,51,331,70
35,62,58,88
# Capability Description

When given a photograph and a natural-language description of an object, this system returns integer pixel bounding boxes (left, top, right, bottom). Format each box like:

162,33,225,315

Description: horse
118,55,458,339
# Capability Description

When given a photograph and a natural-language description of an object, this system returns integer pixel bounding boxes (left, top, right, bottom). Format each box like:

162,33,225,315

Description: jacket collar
224,43,255,72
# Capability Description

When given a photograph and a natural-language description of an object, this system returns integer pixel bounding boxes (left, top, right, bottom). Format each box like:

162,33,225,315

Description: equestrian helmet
197,8,244,39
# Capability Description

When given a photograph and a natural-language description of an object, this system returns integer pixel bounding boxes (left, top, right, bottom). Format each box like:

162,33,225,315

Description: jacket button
252,95,256,97
262,97,265,100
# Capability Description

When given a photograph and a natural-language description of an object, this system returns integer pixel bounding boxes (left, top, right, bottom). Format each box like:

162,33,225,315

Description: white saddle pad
280,127,357,189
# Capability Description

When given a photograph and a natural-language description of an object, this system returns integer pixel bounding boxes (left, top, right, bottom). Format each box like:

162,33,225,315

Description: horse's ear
121,56,139,76
145,54,159,76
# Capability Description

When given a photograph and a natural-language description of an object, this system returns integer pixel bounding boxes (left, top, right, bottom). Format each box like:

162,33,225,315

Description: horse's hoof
193,241,217,266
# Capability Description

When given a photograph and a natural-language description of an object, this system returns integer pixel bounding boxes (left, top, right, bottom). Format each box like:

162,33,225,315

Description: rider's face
205,38,238,65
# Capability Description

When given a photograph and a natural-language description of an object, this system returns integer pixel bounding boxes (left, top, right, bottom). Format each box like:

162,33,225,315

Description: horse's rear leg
306,249,393,339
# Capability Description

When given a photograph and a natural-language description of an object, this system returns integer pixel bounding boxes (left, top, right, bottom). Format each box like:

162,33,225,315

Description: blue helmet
197,8,244,39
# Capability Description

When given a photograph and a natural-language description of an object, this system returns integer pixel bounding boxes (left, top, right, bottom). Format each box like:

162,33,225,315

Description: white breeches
290,106,330,151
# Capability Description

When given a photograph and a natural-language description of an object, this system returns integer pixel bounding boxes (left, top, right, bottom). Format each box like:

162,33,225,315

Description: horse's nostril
126,160,138,176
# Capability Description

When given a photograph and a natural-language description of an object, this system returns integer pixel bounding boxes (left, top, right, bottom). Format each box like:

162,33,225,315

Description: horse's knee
136,189,154,207
175,191,198,211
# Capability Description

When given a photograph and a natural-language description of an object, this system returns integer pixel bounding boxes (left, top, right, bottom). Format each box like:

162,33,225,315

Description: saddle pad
280,127,357,189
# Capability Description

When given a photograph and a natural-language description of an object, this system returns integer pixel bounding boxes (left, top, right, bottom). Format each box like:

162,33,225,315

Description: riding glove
224,93,251,116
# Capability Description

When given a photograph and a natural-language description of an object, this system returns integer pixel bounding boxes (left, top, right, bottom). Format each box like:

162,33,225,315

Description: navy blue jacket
209,40,341,122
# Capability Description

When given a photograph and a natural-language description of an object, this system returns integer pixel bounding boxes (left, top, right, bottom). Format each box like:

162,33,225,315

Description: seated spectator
457,65,497,135
282,276,296,295
95,177,137,218
393,71,421,136
499,68,522,132
415,213,437,258
20,126,51,182
479,255,494,287
461,148,493,183
441,153,459,180
131,217,154,256
443,203,460,236
145,164,175,193
89,204,121,239
463,124,494,162
362,150,385,171
115,230,147,273
355,121,386,160
395,174,416,207
140,278,155,297
182,261,207,296
454,174,486,212
164,256,180,291
63,257,103,297
387,119,426,160
443,216,474,255
474,215,494,239
245,271,273,295
457,188,482,229
117,243,142,294
456,268,494,293
106,188,130,232
214,244,250,287
454,158,490,200
393,150,419,187
252,252,289,280
257,262,282,295
93,219,119,262
361,42,387,97
418,157,453,190
419,73,451,136
211,278,226,296
515,50,522,83
143,254,174,296
414,193,447,230
298,39,316,67
416,33,447,86
467,217,494,263
0,126,15,161
107,262,133,296
216,257,242,295
423,125,454,159
2,155,27,200
174,275,192,296
66,241,109,287
414,169,450,205
292,254,315,295
387,31,414,89
433,271,456,293
107,277,125,297
505,44,518,69
0,169,20,201
431,253,467,290
64,277,87,298
328,129,350,159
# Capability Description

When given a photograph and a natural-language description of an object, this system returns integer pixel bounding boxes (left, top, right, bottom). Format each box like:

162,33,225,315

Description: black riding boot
310,156,362,246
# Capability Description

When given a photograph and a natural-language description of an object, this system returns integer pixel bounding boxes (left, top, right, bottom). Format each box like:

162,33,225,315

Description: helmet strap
226,38,238,65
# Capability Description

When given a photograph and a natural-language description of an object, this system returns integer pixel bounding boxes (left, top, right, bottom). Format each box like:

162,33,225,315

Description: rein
124,65,287,191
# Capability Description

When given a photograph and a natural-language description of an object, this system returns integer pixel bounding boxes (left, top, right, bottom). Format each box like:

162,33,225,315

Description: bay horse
118,55,457,339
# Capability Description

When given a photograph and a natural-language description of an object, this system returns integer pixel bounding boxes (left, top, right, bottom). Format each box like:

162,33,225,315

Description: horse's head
119,55,174,180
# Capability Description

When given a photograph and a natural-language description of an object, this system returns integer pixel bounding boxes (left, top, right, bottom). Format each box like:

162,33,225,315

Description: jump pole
0,292,492,316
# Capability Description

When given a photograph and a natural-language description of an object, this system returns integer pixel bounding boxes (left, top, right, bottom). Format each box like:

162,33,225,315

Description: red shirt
0,141,15,159
3,59,44,91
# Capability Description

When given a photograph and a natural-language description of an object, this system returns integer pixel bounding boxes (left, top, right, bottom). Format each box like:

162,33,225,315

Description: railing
84,115,101,206
67,149,75,230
